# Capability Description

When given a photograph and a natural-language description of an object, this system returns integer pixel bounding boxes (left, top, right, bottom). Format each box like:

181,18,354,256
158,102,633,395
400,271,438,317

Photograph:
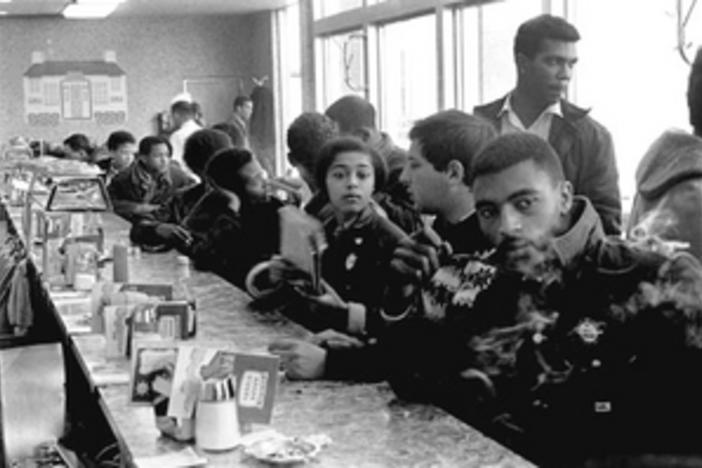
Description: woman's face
325,150,375,220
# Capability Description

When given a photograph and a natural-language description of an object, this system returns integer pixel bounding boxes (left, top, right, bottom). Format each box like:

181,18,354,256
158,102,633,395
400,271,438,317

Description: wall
0,13,273,146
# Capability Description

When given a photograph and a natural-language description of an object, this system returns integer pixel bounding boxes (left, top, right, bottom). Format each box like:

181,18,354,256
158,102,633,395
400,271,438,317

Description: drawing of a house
23,50,128,126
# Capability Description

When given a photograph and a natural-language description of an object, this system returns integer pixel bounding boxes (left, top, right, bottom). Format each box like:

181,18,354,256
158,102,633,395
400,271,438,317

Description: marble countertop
45,212,534,467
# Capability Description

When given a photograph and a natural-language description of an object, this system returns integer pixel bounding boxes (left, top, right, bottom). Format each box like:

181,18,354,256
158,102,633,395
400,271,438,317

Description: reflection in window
378,14,437,148
317,30,366,110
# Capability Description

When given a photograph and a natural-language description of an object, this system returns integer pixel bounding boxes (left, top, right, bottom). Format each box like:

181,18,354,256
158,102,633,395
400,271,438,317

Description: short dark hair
205,147,255,197
514,14,580,59
324,95,376,133
170,100,194,116
138,135,172,157
315,136,387,198
469,133,564,186
409,110,497,184
183,129,232,175
688,47,702,135
233,95,252,110
106,130,136,152
211,122,246,148
287,112,339,175
63,133,93,154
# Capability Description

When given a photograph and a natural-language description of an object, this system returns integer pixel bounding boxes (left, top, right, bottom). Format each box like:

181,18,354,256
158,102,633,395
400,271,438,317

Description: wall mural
23,50,127,127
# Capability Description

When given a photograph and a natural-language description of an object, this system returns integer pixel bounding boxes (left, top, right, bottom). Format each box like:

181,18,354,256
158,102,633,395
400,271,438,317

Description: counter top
51,212,535,467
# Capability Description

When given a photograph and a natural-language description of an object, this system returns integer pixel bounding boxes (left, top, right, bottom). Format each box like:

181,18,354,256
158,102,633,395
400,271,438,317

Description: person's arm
579,122,622,236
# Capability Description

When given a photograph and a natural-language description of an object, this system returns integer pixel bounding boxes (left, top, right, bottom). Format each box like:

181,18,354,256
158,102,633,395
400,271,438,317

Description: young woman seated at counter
264,137,407,338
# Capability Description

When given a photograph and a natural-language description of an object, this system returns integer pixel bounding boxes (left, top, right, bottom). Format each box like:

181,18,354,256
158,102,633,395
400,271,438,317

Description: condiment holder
195,377,240,451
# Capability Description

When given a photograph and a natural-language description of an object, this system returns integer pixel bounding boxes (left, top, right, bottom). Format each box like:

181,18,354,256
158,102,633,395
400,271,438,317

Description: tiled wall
0,14,273,146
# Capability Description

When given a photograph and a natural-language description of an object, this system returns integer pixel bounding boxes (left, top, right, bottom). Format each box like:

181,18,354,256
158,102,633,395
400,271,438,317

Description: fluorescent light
62,0,124,19
0,11,7,15
0,1,11,4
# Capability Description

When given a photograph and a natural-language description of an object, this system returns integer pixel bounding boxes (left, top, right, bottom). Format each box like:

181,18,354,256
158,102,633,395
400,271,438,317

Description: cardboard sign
129,340,179,405
166,344,279,426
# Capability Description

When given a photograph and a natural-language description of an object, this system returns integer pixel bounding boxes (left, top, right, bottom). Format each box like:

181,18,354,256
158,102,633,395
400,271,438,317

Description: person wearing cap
473,14,621,235
128,129,233,252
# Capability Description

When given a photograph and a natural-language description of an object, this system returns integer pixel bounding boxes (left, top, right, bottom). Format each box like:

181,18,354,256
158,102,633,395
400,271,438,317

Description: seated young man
187,148,282,289
382,133,702,465
99,130,137,182
269,110,496,380
107,136,194,223
129,128,232,251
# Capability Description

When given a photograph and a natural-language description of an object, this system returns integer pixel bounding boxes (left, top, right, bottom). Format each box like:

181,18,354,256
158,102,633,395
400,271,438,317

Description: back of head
286,112,339,175
324,95,376,133
183,129,233,176
212,122,246,148
106,130,136,152
205,147,254,196
139,135,171,157
469,133,564,186
409,110,497,183
170,100,194,118
315,136,387,197
688,47,702,136
63,133,92,153
514,14,580,59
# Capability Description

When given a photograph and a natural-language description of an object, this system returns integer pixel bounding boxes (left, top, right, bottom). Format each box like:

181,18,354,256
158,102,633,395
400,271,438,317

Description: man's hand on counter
268,338,326,380
155,223,193,245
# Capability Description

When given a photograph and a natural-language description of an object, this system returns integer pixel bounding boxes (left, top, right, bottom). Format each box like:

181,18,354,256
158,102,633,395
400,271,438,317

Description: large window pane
314,0,363,19
316,30,366,109
460,0,543,109
378,14,437,147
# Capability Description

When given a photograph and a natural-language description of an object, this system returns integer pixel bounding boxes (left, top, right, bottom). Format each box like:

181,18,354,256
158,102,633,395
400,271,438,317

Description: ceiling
0,0,294,17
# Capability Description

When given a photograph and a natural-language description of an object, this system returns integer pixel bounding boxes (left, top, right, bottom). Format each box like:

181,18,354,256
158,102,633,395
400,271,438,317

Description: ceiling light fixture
62,0,125,19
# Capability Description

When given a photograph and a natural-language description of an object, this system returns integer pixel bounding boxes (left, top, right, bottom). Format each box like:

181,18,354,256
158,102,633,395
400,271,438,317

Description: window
94,82,109,105
29,78,41,94
378,14,437,147
316,30,366,109
459,0,543,109
110,76,122,93
44,82,59,106
274,1,304,175
313,0,363,19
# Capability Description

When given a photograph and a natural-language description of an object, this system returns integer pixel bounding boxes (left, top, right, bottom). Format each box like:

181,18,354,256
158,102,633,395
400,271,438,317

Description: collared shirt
498,93,563,141
169,119,202,177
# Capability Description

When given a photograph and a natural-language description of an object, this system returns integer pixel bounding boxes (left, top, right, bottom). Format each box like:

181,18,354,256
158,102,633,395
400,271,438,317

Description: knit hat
183,128,232,176
324,95,376,133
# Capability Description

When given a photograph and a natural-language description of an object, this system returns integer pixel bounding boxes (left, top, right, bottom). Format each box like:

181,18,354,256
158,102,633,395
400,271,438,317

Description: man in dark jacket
108,136,194,223
384,133,702,466
473,14,621,235
129,129,232,251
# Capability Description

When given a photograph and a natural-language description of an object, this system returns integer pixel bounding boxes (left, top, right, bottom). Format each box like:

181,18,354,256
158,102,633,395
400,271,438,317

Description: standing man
230,95,253,148
169,100,202,178
474,14,622,235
